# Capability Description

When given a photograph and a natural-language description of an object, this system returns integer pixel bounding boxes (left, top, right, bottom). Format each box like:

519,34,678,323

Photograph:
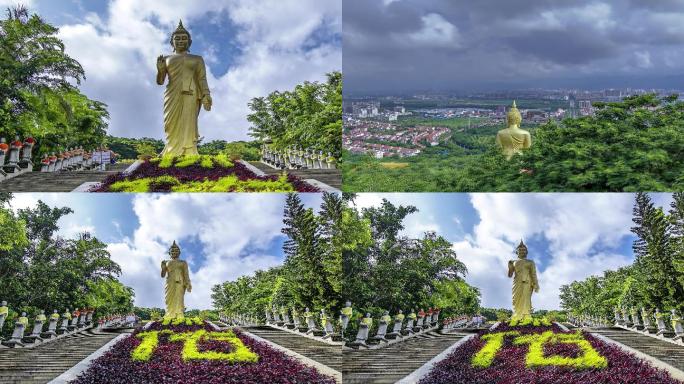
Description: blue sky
11,193,324,309
1,0,341,141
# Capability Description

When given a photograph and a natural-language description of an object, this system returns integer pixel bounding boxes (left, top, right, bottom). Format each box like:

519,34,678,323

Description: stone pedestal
2,321,26,348
41,318,58,339
23,319,44,344
349,323,369,347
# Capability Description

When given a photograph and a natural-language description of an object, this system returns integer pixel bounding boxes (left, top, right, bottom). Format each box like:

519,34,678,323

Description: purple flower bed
71,323,336,384
419,324,682,384
91,160,320,192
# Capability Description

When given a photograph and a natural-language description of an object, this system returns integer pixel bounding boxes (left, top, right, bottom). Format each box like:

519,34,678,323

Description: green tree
248,71,342,156
0,7,109,162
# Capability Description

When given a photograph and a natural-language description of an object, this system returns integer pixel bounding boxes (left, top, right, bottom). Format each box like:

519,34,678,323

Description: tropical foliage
248,72,342,156
343,95,684,192
106,137,262,161
560,193,684,319
0,196,133,338
342,196,480,334
0,6,109,163
212,193,344,320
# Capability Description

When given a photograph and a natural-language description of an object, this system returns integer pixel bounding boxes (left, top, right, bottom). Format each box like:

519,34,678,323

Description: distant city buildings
343,117,450,158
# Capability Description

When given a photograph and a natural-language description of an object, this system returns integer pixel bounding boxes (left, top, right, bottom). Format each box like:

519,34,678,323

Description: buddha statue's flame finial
507,100,522,127
516,239,527,251
169,240,181,254
175,20,189,35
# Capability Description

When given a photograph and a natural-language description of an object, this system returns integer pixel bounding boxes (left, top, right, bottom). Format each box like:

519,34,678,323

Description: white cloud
55,0,341,141
406,13,460,48
0,0,32,8
634,51,652,69
454,193,636,310
107,194,288,309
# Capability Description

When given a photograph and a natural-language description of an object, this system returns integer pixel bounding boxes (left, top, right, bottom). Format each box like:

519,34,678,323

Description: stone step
342,331,468,384
248,162,342,189
241,326,342,371
592,327,684,372
0,328,128,384
0,163,129,192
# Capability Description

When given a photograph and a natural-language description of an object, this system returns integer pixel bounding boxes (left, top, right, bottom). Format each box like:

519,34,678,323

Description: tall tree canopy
212,193,345,319
0,6,109,162
248,71,342,156
342,197,478,320
560,193,684,321
0,197,133,337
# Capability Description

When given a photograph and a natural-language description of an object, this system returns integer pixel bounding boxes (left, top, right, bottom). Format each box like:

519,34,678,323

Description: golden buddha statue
507,240,539,320
496,101,531,160
160,241,192,319
156,21,212,157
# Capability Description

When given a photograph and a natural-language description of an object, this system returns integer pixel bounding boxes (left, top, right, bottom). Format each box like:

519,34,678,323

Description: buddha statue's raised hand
156,55,166,72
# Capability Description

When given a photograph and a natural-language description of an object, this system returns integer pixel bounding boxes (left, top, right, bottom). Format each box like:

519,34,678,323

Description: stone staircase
343,330,470,384
0,328,128,384
240,325,342,371
248,162,342,190
0,163,129,192
591,327,684,372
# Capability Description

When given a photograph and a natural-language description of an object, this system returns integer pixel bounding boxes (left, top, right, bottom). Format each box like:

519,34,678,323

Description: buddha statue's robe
510,258,538,318
160,53,210,157
163,259,191,318
496,128,532,160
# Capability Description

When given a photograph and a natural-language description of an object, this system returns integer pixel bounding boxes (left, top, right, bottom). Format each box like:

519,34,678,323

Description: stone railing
220,304,472,349
346,308,444,349
219,313,259,327
0,304,96,348
264,306,343,343
98,313,139,329
261,144,338,170
0,136,37,180
570,307,683,345
567,314,610,328
39,147,104,173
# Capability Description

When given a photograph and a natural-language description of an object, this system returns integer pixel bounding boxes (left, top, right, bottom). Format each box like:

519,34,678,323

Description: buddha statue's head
345,301,351,307
169,240,181,259
516,239,528,259
170,20,192,53
1,301,6,306
507,100,522,128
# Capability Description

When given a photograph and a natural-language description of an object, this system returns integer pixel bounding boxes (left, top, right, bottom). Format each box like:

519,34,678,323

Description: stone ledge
304,179,340,193
396,333,476,384
47,333,128,384
592,332,684,381
239,160,267,176
239,328,342,383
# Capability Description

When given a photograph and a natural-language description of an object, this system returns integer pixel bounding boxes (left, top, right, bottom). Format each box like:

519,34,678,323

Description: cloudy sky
10,193,324,310
0,0,340,140
344,0,684,94
353,193,674,310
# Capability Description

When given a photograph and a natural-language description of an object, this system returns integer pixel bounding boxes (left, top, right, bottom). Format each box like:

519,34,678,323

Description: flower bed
71,321,336,384
419,322,681,384
90,155,320,192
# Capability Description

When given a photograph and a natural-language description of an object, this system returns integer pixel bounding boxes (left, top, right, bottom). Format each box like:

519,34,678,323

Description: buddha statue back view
496,101,532,160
